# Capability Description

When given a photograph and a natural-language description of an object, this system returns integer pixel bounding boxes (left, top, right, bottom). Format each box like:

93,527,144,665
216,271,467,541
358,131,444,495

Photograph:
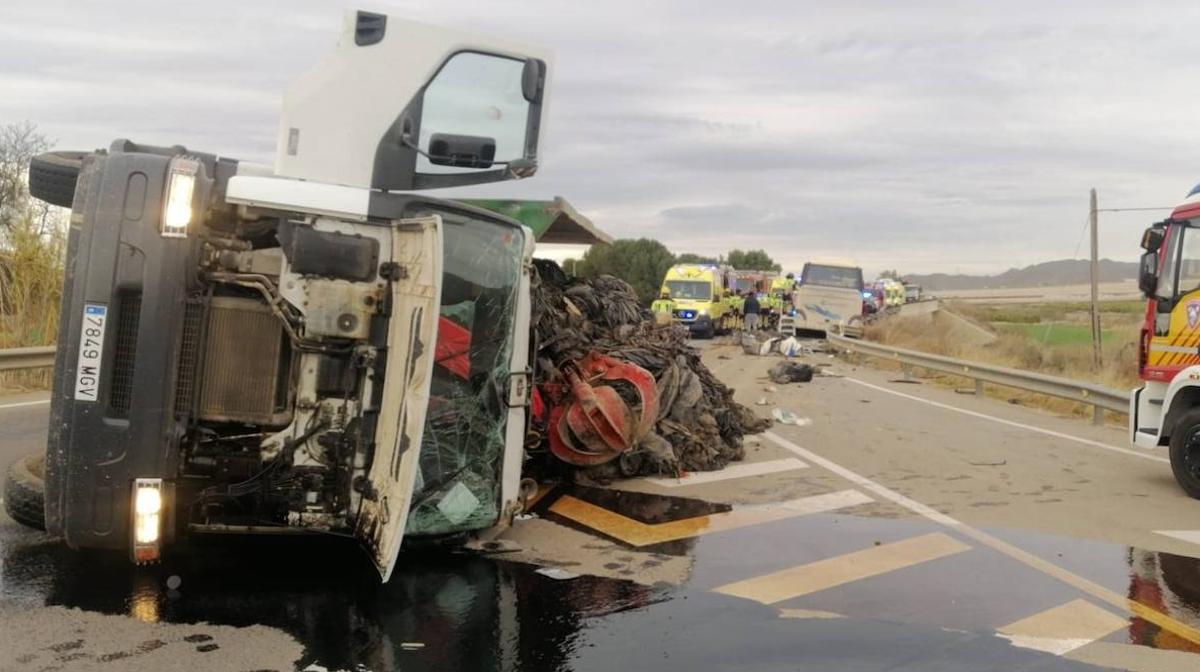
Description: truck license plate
74,304,108,401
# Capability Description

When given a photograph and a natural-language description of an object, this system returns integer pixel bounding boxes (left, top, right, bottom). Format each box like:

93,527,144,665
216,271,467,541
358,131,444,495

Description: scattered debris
531,260,769,478
755,397,769,406
401,642,426,651
778,336,805,357
888,379,922,385
536,567,581,581
967,459,1007,467
764,385,778,393
768,361,814,384
742,331,783,356
771,409,812,426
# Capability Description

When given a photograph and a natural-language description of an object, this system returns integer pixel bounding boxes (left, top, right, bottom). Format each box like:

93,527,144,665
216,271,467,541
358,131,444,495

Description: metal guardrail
1,337,1132,425
0,346,56,372
827,333,1127,425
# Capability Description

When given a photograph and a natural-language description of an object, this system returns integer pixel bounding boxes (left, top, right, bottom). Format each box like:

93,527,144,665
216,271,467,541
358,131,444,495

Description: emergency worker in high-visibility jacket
651,289,675,326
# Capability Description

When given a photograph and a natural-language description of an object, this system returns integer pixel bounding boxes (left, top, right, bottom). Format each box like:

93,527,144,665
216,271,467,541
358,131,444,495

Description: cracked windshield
6,2,1200,672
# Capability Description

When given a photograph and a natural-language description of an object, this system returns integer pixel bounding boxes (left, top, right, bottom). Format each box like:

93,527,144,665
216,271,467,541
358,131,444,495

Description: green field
970,300,1144,324
996,322,1125,346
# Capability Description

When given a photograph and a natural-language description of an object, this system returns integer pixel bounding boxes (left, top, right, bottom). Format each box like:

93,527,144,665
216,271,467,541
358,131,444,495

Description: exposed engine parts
179,216,390,533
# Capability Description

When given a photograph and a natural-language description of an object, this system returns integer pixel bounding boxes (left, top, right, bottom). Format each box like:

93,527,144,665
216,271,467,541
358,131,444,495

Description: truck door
356,216,443,581
275,11,552,193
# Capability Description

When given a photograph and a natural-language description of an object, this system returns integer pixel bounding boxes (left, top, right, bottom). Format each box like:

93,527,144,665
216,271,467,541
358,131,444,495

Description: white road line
643,458,808,487
0,399,50,410
996,599,1127,656
1155,530,1200,546
761,430,1200,648
844,376,1169,465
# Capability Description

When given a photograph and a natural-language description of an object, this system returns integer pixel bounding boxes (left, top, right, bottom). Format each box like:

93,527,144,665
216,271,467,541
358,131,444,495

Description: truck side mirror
1139,250,1158,297
1142,226,1165,252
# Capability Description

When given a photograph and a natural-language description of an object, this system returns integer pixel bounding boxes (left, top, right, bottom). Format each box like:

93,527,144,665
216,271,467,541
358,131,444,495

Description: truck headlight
161,158,199,238
132,478,164,562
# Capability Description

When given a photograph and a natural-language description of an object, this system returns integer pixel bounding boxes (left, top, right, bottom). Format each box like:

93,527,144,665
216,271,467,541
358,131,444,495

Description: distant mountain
902,259,1138,291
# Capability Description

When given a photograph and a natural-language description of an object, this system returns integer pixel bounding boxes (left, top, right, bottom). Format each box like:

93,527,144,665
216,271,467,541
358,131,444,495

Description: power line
1095,206,1174,213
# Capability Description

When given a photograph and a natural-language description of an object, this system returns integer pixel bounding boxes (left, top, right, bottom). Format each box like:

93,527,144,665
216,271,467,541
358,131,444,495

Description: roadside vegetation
863,300,1141,422
0,122,65,391
570,241,781,303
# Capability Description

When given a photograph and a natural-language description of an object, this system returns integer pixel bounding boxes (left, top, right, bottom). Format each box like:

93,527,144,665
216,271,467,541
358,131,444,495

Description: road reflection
0,533,667,671
1129,547,1200,653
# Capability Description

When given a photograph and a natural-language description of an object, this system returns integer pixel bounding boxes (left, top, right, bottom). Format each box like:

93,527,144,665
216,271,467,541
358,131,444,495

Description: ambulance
659,264,733,338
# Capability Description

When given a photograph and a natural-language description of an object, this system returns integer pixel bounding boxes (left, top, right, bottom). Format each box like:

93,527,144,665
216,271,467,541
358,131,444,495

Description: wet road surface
0,513,1155,672
6,349,1200,670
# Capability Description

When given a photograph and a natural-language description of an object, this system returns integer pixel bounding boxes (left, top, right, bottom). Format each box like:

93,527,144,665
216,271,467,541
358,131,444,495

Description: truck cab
660,264,733,338
33,11,554,580
1130,186,1200,498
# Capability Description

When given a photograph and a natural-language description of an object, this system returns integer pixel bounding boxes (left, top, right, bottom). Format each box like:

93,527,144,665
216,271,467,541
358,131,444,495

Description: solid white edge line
0,399,50,410
1154,530,1200,546
843,376,1169,465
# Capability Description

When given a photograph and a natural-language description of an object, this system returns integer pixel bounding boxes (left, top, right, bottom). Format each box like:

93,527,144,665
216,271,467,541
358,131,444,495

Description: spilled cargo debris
768,362,814,384
530,261,769,478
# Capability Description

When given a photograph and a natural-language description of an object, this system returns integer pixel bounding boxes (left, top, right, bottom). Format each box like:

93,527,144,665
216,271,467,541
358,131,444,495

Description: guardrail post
974,379,984,397
1092,405,1104,426
901,364,914,381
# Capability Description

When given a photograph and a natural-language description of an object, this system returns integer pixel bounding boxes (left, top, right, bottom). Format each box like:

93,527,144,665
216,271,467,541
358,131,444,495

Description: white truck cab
32,11,552,580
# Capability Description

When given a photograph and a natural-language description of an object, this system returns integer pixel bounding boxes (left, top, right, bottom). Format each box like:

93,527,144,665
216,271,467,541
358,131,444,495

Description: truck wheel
1169,409,1200,499
3,453,46,530
29,151,86,208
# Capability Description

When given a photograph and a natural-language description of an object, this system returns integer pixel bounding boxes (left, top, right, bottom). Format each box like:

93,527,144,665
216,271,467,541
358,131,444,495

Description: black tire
28,151,86,208
1168,408,1200,499
3,453,46,530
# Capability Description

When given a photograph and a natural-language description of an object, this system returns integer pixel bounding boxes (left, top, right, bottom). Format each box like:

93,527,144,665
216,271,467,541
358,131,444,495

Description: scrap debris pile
530,260,769,478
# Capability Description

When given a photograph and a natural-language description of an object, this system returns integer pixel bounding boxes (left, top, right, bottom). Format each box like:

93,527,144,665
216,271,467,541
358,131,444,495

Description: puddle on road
0,529,667,671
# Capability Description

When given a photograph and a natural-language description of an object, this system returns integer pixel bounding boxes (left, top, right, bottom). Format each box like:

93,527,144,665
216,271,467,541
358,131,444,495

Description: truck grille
174,301,204,417
108,290,141,417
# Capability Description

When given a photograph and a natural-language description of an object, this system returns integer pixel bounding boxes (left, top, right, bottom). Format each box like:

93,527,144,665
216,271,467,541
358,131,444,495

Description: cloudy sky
2,0,1198,276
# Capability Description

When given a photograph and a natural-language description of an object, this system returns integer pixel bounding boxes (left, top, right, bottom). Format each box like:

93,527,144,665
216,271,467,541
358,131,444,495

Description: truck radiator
196,296,293,426
108,290,141,418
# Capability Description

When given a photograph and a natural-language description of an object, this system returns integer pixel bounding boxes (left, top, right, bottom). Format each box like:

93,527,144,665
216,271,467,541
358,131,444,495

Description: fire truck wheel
28,151,85,208
3,452,46,530
1169,409,1200,499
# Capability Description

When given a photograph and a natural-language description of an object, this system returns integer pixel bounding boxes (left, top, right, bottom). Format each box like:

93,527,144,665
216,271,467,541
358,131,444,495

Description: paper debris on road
536,567,581,580
771,408,813,426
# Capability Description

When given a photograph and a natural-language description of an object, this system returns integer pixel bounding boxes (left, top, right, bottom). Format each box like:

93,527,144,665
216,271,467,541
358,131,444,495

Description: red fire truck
1130,186,1200,497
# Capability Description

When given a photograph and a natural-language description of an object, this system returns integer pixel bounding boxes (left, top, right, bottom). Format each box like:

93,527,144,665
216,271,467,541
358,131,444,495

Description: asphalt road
4,344,1200,671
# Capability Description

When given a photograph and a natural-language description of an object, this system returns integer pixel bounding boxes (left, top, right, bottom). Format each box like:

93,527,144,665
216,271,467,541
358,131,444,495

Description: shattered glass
406,214,524,536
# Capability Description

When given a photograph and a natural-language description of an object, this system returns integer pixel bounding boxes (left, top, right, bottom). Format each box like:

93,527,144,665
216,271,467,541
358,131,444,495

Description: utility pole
1089,188,1102,368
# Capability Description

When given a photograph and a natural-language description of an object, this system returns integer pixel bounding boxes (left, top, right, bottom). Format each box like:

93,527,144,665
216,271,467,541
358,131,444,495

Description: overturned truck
7,11,764,580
